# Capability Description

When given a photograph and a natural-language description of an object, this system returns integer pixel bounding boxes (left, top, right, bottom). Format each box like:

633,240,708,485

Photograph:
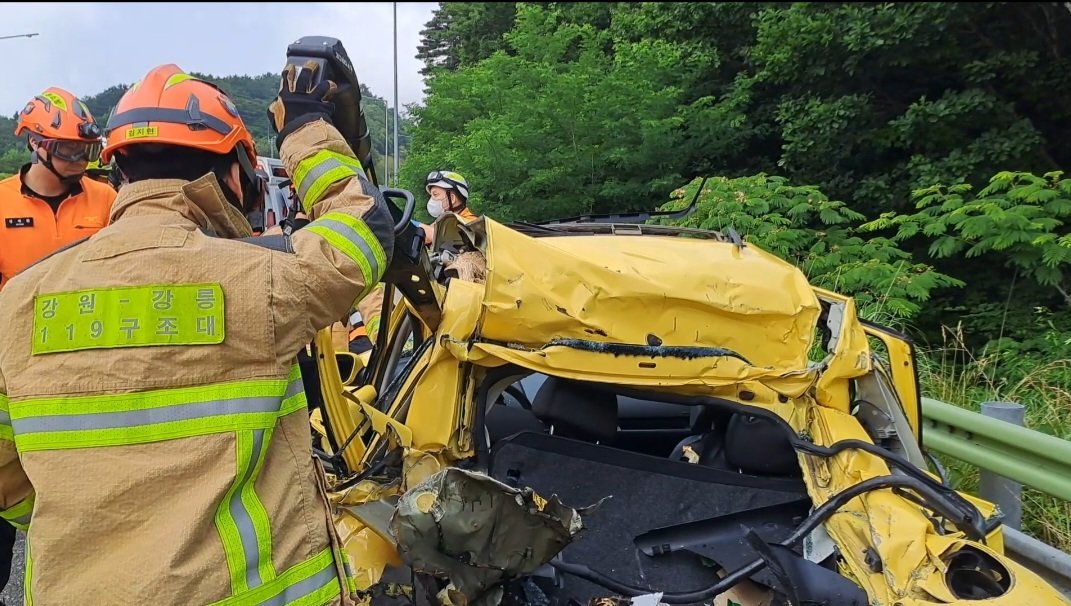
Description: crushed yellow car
303,210,1071,606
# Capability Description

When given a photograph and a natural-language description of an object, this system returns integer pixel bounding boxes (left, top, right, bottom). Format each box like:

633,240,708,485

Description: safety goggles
38,137,102,163
427,170,464,183
426,171,468,197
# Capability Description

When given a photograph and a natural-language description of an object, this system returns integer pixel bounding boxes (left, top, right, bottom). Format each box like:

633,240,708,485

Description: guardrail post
979,401,1026,531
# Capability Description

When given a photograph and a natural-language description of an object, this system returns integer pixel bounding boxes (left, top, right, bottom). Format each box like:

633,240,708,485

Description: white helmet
425,170,469,202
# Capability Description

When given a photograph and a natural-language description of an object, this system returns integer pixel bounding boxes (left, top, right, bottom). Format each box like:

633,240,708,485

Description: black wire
550,474,964,603
788,438,984,539
332,457,390,492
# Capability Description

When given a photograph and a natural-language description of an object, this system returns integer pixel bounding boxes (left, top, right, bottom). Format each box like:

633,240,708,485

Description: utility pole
393,1,400,186
384,100,390,185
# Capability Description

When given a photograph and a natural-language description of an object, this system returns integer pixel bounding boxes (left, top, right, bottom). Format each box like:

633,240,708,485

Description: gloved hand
267,59,338,151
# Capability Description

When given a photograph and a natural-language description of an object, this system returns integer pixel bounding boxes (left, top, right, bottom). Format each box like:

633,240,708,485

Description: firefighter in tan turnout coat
0,60,394,605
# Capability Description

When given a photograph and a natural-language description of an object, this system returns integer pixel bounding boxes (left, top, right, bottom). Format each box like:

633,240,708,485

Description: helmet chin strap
32,147,83,187
235,148,264,214
448,191,467,212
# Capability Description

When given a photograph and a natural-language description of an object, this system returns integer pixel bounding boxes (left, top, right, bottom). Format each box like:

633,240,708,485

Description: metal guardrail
1005,527,1071,598
921,397,1071,502
921,396,1071,595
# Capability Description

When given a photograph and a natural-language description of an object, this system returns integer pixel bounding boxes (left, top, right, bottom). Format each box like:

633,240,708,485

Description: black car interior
475,368,827,605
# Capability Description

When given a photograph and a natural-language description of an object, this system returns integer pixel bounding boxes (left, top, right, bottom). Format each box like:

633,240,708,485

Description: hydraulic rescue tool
283,35,441,331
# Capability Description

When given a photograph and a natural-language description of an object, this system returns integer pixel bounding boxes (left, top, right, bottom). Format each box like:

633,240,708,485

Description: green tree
864,171,1071,306
417,3,518,83
656,175,963,321
402,3,713,222
417,4,459,78
406,1,1071,341
0,148,24,176
653,2,1071,216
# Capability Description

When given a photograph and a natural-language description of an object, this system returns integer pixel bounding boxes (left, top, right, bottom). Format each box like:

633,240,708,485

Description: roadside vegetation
406,2,1071,549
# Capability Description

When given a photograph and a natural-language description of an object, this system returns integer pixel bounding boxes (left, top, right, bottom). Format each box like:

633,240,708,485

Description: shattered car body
304,212,1071,606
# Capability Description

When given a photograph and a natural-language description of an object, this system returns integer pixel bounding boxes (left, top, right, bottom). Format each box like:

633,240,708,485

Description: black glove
267,60,337,151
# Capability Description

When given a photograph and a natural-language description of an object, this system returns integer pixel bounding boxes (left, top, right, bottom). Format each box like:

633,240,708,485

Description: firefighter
0,61,394,604
0,86,115,595
0,87,117,291
357,170,478,345
424,169,476,228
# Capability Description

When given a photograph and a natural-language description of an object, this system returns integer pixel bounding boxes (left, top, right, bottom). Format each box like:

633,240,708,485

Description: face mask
427,198,444,218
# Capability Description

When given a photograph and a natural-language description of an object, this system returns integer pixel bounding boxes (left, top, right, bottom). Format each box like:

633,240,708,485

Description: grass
915,324,1071,552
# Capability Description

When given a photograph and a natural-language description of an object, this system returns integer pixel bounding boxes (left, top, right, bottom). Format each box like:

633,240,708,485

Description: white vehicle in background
252,156,296,233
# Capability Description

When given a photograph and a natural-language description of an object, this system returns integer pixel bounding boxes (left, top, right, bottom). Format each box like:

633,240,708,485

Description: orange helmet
101,64,256,165
15,87,103,163
15,87,102,143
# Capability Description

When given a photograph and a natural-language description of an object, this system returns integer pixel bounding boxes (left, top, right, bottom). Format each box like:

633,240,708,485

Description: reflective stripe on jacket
357,207,478,342
0,119,393,605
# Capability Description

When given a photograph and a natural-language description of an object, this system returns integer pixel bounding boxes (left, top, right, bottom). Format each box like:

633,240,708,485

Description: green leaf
929,236,962,258
819,208,845,224
895,222,920,240
922,221,948,237
1034,265,1064,286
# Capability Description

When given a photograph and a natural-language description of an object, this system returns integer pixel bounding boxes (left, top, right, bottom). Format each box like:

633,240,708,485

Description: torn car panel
305,213,1071,606
390,468,584,606
481,219,822,371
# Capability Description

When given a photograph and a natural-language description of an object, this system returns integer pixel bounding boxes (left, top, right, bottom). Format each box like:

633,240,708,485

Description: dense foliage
405,1,1071,341
407,1,1071,548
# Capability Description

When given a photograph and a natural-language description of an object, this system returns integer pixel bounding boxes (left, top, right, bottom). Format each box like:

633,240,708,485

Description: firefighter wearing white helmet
356,170,480,346
425,170,476,223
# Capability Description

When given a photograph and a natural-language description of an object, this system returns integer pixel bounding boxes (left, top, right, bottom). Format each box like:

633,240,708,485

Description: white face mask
427,198,445,218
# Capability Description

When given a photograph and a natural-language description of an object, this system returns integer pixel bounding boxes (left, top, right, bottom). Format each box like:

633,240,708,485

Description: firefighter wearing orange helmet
0,87,117,291
0,62,394,604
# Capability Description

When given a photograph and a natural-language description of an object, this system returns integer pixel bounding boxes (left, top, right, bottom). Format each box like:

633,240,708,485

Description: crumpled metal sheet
796,403,1069,605
480,218,821,371
389,468,583,606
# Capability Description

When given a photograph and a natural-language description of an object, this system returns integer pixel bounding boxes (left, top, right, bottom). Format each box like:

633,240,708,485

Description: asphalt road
0,532,22,606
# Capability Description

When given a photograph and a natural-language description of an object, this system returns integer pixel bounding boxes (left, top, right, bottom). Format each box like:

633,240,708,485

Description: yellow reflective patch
40,92,68,112
125,126,158,139
164,73,196,89
32,284,225,355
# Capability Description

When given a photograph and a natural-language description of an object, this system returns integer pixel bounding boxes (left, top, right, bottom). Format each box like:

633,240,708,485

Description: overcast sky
1,2,437,117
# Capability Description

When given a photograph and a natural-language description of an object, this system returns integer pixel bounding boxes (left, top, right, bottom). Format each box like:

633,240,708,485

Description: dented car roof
434,217,869,398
